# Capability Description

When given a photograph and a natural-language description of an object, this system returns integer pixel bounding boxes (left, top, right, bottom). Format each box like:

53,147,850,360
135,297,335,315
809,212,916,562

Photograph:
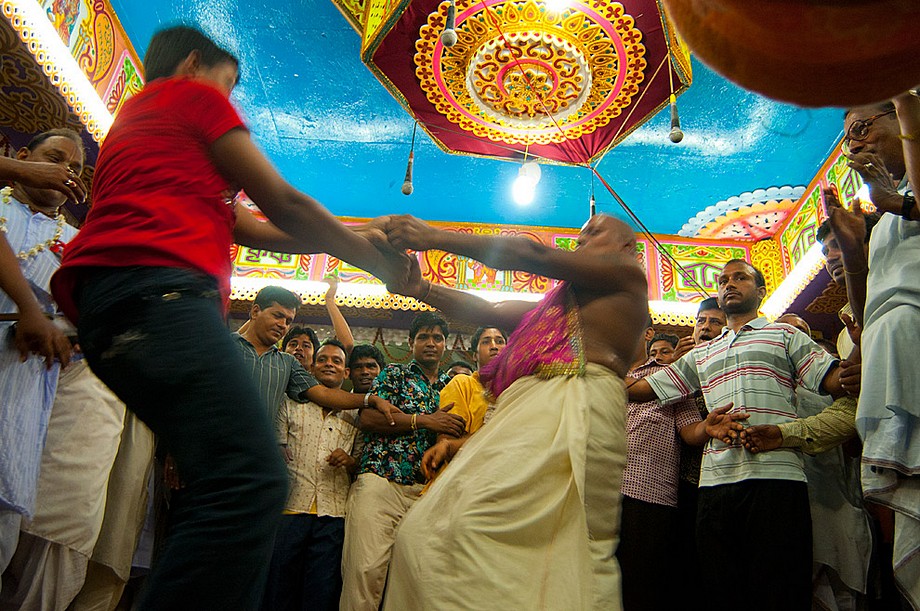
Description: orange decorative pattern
750,238,782,295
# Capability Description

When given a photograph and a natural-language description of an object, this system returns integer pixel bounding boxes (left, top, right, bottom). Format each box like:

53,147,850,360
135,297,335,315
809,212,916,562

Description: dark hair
316,338,348,363
844,101,896,120
254,286,300,312
470,326,508,351
724,259,766,289
817,212,881,246
144,25,239,82
281,325,319,353
447,360,474,372
348,344,385,369
409,312,449,342
647,333,678,354
697,297,721,314
26,128,84,162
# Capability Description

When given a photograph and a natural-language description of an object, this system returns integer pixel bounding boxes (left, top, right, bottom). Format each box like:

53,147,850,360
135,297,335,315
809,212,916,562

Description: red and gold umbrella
358,0,691,164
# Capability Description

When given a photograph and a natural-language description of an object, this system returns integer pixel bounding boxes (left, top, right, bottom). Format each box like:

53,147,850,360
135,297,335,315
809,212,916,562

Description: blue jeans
263,514,345,611
77,267,288,611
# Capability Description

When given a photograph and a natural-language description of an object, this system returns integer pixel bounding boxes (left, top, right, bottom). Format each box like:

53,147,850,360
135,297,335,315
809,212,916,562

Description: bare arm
211,129,403,283
0,156,85,203
625,377,657,403
386,254,538,331
679,404,748,446
324,277,354,354
820,365,846,399
359,404,465,437
303,386,398,425
387,215,646,294
0,235,71,367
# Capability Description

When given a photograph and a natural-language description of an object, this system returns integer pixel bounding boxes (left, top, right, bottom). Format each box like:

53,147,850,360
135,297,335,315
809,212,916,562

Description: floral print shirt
357,361,450,485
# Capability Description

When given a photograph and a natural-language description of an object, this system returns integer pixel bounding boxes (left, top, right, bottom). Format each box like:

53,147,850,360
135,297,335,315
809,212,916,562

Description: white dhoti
383,363,626,610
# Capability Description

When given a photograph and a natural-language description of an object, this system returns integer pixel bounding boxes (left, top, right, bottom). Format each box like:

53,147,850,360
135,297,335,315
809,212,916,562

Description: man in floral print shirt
339,312,465,611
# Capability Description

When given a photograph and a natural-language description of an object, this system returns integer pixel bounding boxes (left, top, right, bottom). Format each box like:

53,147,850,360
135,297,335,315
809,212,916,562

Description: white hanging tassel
441,0,458,47
401,150,414,195
668,94,684,143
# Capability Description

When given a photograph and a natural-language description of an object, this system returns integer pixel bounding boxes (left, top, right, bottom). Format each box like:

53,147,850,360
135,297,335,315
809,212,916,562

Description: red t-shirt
51,77,246,322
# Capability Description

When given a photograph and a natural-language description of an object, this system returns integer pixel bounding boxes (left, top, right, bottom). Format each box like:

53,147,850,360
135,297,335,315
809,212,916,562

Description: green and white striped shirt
647,317,837,487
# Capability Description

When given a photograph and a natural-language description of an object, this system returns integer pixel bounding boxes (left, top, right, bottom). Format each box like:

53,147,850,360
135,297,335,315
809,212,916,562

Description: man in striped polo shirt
628,259,848,611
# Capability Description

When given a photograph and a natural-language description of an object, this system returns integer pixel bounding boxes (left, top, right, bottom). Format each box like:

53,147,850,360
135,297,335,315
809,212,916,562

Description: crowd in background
0,22,918,611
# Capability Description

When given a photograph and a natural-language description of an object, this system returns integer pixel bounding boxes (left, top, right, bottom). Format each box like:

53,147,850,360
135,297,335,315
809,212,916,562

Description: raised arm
0,156,86,203
822,186,869,326
323,277,354,354
211,129,405,284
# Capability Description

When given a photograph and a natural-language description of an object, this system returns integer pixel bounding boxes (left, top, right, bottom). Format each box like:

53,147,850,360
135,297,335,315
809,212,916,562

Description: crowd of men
0,22,919,611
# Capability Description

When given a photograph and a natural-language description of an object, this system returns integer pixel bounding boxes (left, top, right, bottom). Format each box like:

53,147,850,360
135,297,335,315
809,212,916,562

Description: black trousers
616,495,679,611
697,479,812,611
78,267,289,611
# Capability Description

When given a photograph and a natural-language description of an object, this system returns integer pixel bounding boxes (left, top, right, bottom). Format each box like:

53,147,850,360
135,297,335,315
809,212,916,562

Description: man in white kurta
0,131,82,584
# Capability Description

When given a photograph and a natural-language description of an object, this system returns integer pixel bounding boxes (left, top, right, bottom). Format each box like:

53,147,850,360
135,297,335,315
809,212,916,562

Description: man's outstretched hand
704,403,749,445
739,424,783,454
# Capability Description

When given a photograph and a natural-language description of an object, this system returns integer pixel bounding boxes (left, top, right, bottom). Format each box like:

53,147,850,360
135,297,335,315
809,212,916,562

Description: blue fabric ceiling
109,0,846,234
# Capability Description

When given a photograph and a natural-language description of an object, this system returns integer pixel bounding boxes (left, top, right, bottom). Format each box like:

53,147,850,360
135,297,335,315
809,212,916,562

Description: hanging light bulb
512,161,541,206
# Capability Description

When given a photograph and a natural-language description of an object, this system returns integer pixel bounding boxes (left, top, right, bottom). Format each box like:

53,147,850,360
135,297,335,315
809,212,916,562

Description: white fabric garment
383,363,626,611
859,185,920,609
21,359,126,555
797,388,871,601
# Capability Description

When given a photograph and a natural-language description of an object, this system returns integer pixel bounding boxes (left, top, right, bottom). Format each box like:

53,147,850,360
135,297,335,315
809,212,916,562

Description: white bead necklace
0,186,66,260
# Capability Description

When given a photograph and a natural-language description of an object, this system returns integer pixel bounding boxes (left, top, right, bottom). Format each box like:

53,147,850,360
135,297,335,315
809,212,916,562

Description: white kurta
859,196,920,609
383,363,626,610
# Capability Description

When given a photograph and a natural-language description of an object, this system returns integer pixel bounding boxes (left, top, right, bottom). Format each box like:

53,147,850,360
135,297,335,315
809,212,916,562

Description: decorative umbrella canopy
359,0,691,164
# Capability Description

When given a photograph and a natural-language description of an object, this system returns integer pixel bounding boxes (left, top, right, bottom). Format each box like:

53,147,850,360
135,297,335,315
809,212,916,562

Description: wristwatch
902,193,916,221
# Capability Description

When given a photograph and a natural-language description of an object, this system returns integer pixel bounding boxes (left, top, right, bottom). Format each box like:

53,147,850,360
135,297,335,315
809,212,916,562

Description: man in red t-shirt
51,26,406,611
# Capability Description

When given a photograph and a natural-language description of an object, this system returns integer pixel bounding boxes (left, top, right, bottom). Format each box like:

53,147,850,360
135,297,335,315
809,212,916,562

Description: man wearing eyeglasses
825,91,920,609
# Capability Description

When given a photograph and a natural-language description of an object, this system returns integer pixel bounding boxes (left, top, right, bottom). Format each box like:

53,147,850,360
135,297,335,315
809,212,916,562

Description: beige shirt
277,398,358,517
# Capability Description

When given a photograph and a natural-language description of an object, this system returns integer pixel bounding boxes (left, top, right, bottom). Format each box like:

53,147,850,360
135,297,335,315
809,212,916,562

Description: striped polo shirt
646,317,837,487
233,333,318,427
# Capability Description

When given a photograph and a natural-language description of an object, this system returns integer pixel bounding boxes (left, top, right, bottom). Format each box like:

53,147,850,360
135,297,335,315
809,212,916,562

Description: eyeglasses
843,109,896,149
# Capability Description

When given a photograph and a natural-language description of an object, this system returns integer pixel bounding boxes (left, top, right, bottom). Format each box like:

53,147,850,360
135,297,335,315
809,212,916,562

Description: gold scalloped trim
650,310,695,327
2,1,109,142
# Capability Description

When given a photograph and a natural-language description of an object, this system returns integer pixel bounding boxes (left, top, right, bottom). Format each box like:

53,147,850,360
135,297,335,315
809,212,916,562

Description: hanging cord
401,121,418,195
442,2,706,296
592,167,710,298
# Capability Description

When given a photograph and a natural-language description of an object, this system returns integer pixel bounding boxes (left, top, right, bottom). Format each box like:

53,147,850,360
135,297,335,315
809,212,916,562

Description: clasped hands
352,215,442,296
703,404,781,454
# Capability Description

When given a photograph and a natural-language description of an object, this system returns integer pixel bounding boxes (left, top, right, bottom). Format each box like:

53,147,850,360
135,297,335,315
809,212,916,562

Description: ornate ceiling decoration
679,185,807,240
414,0,646,145
362,0,690,164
